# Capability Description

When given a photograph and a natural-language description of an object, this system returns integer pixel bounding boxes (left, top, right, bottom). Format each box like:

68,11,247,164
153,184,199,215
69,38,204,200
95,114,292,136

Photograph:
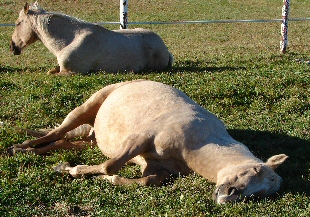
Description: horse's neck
32,14,90,55
186,142,260,182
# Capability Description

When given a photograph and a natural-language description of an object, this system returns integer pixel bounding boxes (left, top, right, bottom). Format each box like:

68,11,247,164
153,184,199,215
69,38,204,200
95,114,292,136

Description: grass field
1,0,310,216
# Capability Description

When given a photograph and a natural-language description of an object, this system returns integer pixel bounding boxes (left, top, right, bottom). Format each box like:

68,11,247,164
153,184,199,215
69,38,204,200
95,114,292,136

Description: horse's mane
29,6,93,32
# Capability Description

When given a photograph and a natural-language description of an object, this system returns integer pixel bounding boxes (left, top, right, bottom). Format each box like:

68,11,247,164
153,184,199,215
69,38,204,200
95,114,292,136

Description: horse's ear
265,154,288,170
33,1,39,8
24,2,29,14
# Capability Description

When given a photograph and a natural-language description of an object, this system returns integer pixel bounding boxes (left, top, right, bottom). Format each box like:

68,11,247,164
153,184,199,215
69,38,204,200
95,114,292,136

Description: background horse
10,2,173,75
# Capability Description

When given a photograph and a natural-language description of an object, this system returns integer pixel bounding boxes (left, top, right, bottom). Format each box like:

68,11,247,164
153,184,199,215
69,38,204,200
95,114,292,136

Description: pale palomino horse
9,80,288,204
10,2,173,75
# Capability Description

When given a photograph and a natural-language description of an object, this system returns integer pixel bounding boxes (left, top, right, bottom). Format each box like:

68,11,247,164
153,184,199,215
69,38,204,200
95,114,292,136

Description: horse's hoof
6,145,28,156
7,146,16,156
54,162,71,173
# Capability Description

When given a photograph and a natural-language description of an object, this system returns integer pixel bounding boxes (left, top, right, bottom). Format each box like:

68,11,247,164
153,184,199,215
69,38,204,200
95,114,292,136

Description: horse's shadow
138,60,246,74
0,65,19,74
1,60,244,75
228,129,310,196
170,60,247,73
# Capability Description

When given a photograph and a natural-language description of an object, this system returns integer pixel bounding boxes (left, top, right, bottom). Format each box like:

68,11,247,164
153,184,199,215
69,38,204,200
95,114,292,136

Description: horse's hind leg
11,91,108,151
10,138,94,155
10,84,118,153
12,106,94,150
9,131,96,155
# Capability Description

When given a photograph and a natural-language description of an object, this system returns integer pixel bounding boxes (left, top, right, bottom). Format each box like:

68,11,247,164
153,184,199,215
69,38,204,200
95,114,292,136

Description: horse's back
113,28,173,71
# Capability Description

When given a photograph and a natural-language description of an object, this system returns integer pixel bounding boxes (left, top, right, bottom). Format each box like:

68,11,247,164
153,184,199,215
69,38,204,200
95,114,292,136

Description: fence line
1,17,310,27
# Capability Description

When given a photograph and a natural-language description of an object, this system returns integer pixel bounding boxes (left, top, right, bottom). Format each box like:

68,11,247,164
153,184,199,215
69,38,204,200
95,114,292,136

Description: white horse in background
10,2,173,75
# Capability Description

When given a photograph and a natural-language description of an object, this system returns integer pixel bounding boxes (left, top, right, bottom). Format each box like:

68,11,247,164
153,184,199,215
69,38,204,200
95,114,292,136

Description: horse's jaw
10,41,22,55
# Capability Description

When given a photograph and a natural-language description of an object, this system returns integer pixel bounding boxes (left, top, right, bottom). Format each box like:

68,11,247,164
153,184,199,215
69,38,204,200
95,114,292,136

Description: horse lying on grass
10,2,173,75
8,80,288,204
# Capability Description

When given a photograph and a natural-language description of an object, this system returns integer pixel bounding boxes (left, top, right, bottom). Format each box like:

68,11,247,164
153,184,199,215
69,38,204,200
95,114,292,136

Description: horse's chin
215,194,240,204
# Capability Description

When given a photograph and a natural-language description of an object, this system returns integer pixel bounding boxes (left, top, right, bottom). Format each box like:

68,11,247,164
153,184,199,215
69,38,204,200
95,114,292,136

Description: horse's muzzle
213,184,241,204
10,41,21,55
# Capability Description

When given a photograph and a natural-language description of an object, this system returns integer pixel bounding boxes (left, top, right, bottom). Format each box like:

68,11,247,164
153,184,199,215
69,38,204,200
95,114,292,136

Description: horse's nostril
10,41,21,55
228,187,239,196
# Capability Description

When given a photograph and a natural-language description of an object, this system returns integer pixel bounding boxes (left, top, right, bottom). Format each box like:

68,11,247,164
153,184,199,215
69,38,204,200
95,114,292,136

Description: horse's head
10,2,42,55
213,154,288,204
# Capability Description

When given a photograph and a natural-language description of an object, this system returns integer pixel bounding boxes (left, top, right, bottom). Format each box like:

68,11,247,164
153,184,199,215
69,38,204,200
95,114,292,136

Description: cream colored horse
10,2,173,75
9,80,288,204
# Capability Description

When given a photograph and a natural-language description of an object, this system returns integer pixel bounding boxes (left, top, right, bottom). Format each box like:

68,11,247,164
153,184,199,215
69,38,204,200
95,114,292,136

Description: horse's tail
64,124,93,139
168,52,174,68
14,127,49,138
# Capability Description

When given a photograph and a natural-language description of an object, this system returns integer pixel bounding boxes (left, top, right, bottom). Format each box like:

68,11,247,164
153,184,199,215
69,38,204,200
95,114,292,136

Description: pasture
0,0,309,216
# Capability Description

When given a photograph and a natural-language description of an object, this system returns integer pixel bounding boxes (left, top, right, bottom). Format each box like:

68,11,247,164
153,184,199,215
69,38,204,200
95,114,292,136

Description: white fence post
280,0,290,53
120,0,128,29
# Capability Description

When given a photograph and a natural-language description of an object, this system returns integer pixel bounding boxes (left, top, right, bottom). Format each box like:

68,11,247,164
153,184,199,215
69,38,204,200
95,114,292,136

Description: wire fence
1,17,310,27
2,0,309,52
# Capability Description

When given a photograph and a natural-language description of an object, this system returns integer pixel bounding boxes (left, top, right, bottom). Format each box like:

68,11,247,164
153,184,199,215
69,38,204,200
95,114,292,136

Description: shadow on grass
0,65,19,74
1,60,246,75
228,129,310,196
2,66,54,74
2,128,308,202
171,60,247,73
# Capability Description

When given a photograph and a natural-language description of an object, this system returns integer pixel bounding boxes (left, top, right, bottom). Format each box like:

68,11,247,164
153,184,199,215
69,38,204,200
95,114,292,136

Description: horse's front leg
47,66,76,76
47,66,60,74
55,131,157,179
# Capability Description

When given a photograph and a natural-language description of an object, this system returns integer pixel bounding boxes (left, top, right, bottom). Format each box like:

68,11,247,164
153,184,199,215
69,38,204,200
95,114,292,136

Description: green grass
1,0,310,216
